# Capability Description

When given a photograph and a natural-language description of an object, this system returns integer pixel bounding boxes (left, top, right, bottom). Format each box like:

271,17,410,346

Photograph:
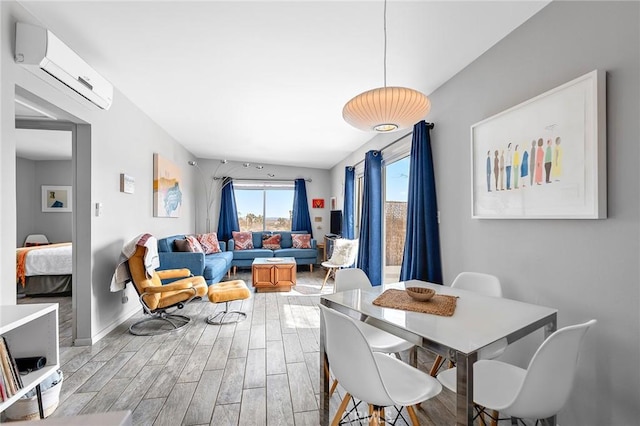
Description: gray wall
16,157,73,245
1,1,197,343
332,2,639,424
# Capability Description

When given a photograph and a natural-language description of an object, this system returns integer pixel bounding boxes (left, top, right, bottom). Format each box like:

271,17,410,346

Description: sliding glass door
383,156,410,283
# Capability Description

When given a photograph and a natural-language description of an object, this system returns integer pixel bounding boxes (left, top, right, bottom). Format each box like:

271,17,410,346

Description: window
234,182,294,232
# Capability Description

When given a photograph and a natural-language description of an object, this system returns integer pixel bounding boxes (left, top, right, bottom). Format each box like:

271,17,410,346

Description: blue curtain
357,151,382,286
217,177,240,242
400,121,443,284
291,178,313,235
342,167,355,239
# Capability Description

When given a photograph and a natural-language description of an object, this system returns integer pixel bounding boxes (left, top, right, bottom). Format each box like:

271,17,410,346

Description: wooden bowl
406,287,436,301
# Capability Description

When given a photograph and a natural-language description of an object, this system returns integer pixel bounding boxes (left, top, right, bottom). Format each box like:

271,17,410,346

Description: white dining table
319,280,558,426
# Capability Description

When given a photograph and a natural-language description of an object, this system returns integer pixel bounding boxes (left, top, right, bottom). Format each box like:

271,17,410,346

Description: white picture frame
42,185,72,212
471,70,606,219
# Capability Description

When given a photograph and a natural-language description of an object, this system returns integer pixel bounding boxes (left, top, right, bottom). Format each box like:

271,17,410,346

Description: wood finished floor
16,268,460,425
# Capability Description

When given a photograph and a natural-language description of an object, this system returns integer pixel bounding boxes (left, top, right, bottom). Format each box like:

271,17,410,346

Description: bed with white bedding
16,243,72,295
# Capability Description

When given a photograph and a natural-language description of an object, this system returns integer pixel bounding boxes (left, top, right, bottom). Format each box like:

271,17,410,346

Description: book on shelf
0,367,6,401
0,336,24,400
0,338,15,398
5,337,24,389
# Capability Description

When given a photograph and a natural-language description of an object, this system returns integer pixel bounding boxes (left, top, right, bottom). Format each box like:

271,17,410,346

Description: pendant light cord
383,0,387,88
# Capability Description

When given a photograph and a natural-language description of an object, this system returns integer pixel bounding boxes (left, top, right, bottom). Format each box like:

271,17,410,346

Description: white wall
331,2,639,424
1,1,197,344
193,158,331,241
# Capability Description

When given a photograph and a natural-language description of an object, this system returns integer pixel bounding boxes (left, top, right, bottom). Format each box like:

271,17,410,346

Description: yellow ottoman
206,280,251,324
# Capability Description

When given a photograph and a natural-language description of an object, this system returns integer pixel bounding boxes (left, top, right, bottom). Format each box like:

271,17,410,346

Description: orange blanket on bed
16,242,71,286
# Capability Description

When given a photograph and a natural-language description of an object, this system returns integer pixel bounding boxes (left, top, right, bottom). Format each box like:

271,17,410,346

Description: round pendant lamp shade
342,86,431,132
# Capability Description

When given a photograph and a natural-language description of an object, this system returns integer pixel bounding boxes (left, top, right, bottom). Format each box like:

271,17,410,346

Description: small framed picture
120,173,135,194
312,198,325,208
42,185,72,212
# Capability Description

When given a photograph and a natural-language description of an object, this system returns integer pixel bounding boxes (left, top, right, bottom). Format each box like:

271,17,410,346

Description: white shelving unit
0,303,59,416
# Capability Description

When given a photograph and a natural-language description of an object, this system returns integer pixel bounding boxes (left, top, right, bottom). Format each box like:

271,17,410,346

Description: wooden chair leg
369,405,378,426
490,410,499,426
407,405,420,426
329,378,339,397
320,268,333,290
429,355,444,376
331,393,351,426
310,264,313,272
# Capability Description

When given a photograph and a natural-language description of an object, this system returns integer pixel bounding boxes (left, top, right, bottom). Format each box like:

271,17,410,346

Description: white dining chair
429,271,507,376
334,268,416,361
437,319,596,426
328,268,417,397
320,304,442,426
320,238,359,290
23,233,49,246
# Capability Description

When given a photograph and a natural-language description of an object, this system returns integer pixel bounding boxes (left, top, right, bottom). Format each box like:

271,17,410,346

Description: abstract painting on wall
153,153,183,218
42,185,72,212
471,70,606,219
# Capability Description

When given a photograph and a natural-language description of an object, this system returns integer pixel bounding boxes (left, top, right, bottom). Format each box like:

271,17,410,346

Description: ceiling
16,128,72,160
18,1,549,169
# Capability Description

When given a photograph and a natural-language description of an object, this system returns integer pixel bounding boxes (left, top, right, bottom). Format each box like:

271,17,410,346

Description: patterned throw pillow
232,231,254,250
292,233,311,249
174,236,204,253
185,235,205,253
197,233,221,254
262,233,282,250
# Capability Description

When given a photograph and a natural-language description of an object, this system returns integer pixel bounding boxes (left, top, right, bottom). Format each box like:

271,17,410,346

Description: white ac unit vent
15,22,113,110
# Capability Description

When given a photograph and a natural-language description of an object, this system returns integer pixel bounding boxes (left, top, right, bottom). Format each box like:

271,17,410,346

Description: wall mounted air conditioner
15,22,113,110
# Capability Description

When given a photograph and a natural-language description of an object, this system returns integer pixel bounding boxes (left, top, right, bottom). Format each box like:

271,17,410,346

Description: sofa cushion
233,231,254,250
292,233,311,249
203,252,233,282
262,233,282,250
232,249,273,261
274,248,318,259
197,232,221,254
158,234,186,252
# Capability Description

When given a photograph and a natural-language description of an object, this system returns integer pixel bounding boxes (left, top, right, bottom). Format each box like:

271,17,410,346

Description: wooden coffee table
251,257,297,292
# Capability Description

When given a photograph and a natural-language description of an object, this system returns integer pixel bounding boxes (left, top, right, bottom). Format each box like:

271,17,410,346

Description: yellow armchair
128,245,207,335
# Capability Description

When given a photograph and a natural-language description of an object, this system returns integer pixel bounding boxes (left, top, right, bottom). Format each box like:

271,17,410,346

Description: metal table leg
456,351,478,426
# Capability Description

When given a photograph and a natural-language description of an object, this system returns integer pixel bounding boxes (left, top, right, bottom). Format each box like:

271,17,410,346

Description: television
330,210,342,236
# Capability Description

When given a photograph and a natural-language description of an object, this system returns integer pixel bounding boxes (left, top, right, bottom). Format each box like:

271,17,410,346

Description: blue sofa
157,234,233,285
228,231,318,272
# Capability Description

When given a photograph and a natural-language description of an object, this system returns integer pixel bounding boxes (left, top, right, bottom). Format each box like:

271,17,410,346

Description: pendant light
342,0,431,132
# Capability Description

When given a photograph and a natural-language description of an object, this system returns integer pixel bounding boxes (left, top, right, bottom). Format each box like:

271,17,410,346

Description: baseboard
74,306,138,346
73,337,93,347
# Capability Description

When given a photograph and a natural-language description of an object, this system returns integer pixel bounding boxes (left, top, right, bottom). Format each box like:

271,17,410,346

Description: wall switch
95,202,103,217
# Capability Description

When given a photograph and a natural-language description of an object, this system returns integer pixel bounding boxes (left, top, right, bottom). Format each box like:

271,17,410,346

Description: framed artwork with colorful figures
471,70,606,219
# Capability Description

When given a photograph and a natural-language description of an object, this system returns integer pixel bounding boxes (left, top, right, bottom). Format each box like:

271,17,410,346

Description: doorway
14,87,92,346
